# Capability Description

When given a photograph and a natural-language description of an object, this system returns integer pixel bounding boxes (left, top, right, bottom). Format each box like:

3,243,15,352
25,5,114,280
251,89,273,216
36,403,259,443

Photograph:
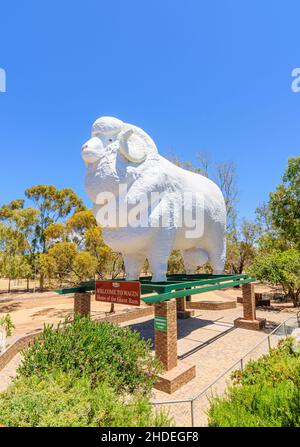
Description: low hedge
208,338,300,427
0,316,171,427
17,315,162,394
0,371,170,427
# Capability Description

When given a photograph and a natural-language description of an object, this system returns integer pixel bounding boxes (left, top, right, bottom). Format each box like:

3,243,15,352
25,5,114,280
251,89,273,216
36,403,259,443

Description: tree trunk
26,277,29,291
291,293,299,307
39,272,44,291
8,278,11,293
110,303,115,313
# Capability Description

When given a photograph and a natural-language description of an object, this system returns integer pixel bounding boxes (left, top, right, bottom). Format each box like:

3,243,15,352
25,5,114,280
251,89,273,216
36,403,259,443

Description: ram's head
81,116,157,165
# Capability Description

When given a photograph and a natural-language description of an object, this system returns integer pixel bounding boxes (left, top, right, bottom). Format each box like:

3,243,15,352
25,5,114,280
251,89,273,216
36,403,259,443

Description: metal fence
153,312,300,427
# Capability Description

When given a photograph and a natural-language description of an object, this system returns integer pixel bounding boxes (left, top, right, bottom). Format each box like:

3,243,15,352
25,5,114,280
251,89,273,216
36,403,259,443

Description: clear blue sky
0,0,299,221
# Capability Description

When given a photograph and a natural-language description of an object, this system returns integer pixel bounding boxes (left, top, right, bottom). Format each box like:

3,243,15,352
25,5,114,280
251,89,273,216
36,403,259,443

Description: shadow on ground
0,303,22,313
129,316,235,356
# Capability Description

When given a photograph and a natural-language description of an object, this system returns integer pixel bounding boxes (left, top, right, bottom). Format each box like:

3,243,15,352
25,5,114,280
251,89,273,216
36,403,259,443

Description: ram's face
81,134,118,165
82,116,123,165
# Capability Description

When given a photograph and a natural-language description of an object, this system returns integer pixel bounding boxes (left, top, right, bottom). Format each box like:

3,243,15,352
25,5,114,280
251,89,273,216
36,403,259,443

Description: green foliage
168,250,184,274
72,251,97,282
0,316,170,427
269,156,300,247
225,219,259,274
24,185,85,284
231,338,300,386
40,242,99,286
25,185,84,228
0,314,15,336
18,316,162,394
40,241,77,285
0,223,29,255
84,225,115,278
249,249,300,306
0,186,86,290
0,252,32,291
208,338,300,427
41,209,117,284
0,371,170,427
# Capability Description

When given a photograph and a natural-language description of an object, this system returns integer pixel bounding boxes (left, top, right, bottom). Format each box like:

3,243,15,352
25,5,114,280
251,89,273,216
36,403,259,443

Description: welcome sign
95,280,141,306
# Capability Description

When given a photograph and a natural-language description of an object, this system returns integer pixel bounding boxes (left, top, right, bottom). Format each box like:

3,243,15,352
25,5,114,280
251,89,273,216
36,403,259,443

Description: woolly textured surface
82,116,226,281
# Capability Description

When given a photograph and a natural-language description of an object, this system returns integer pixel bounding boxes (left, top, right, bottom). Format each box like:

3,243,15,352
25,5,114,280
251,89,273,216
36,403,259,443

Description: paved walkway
0,353,22,393
0,289,295,426
123,304,292,426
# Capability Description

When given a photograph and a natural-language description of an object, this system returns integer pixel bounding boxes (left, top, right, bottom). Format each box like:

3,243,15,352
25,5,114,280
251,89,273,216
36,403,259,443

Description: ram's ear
118,124,157,163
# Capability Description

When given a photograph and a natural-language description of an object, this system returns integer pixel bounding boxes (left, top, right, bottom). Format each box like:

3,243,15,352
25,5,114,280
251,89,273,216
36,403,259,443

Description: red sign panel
95,281,141,306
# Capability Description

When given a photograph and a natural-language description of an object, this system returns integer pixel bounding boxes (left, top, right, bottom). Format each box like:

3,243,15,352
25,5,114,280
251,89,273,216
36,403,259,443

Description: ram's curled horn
118,124,158,163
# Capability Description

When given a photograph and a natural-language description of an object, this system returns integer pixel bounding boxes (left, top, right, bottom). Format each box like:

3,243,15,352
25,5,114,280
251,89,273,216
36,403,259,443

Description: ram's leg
147,229,176,282
123,253,145,280
182,248,209,274
207,236,226,274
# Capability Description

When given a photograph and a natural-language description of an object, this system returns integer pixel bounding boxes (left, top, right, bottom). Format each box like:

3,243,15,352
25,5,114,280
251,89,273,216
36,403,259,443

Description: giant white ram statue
82,116,226,282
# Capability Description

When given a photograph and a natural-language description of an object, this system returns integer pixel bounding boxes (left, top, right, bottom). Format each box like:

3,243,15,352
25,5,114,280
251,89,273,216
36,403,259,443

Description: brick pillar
74,292,91,317
242,283,256,320
177,292,195,319
234,283,266,331
154,299,177,371
186,287,191,302
177,297,186,312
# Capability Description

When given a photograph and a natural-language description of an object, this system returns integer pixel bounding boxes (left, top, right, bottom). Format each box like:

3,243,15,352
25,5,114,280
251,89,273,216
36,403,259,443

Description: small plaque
154,316,168,332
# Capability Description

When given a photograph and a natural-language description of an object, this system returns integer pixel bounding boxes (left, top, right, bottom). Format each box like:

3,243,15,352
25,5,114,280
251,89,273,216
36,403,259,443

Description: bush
0,371,171,427
208,339,300,427
18,316,162,394
249,249,300,306
0,314,15,336
231,338,300,387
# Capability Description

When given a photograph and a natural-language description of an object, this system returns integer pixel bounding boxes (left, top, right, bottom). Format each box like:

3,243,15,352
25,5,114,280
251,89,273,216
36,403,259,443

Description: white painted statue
82,116,226,281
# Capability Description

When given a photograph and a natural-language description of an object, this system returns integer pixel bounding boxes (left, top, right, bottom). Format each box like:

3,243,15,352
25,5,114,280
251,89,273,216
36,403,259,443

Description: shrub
18,316,162,394
0,371,171,427
209,381,300,427
231,338,300,387
208,338,300,427
0,314,15,336
249,249,300,306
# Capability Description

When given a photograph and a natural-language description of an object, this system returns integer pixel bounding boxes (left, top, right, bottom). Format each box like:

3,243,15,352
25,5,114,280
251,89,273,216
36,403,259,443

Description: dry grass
0,278,40,293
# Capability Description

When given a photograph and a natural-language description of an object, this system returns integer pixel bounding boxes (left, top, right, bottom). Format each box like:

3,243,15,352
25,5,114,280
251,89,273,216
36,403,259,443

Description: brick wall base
154,360,196,394
234,317,266,331
187,300,236,310
0,332,39,371
177,310,195,319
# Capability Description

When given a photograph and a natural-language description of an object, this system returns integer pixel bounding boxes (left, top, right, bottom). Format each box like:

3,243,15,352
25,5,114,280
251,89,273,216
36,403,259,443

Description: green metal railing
55,273,256,304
